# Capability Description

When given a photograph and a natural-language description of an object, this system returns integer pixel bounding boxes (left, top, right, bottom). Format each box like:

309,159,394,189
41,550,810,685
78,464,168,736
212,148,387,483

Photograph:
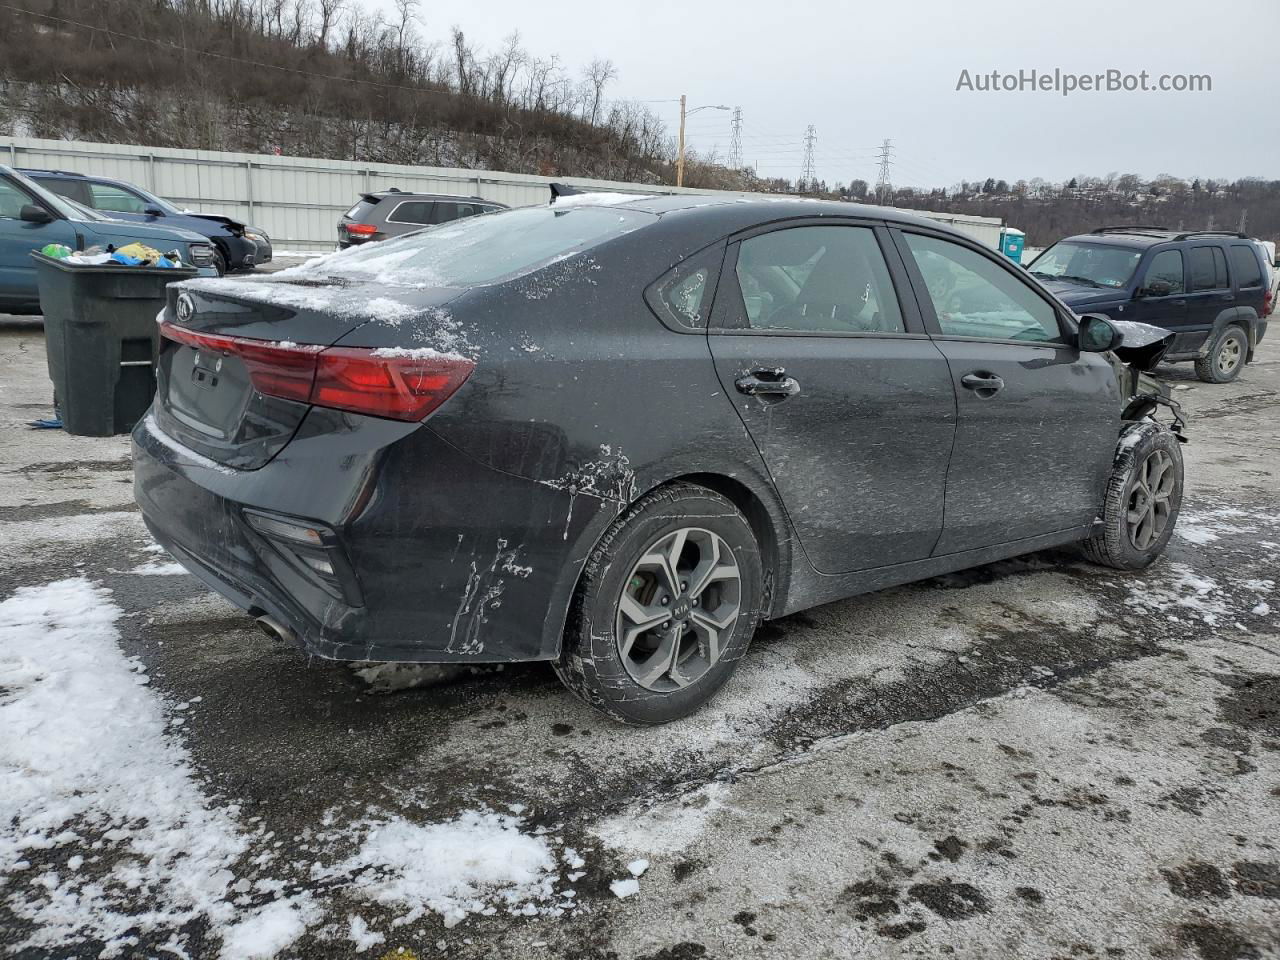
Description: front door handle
1169,299,1186,307
735,367,801,397
961,372,1005,396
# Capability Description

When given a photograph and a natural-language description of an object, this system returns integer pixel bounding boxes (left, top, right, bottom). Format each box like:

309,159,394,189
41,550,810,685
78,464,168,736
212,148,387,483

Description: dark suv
22,168,271,276
1028,226,1271,382
338,189,506,247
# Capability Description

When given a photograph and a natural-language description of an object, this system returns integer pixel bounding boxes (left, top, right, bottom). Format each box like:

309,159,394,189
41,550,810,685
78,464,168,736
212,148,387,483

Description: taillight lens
158,321,474,421
1265,289,1274,317
345,223,377,236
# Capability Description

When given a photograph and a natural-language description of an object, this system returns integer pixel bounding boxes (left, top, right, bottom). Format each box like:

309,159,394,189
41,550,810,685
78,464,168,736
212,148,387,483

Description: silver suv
337,189,506,248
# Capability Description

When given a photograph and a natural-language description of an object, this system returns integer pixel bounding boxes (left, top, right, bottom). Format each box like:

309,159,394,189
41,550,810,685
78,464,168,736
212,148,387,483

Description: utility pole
728,107,743,169
677,94,687,187
875,138,894,204
799,125,816,193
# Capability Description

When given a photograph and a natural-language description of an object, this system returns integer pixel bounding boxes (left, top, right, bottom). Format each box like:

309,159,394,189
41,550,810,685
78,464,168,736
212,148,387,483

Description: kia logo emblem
175,292,195,323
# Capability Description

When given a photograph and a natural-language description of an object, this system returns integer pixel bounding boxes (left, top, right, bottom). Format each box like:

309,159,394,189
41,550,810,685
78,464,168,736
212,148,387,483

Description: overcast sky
371,0,1276,188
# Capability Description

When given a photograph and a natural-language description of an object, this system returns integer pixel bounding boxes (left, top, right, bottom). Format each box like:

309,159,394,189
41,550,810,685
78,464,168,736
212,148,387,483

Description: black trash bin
33,253,197,437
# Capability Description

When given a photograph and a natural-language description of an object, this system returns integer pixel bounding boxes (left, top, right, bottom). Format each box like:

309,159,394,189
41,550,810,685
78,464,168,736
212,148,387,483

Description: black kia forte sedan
133,195,1185,723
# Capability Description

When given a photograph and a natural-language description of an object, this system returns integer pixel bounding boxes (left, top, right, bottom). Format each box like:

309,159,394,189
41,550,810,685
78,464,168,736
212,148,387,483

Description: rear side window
32,177,91,206
904,233,1061,342
315,206,655,286
386,200,435,224
1229,245,1263,288
1188,247,1229,291
1144,250,1184,294
731,226,904,334
646,244,724,330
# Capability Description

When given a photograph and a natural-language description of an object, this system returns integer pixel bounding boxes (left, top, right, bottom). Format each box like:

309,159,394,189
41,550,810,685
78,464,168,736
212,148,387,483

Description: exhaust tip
254,614,294,645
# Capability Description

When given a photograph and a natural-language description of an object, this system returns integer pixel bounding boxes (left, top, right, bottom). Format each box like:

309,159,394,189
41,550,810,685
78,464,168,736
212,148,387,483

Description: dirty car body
132,196,1182,712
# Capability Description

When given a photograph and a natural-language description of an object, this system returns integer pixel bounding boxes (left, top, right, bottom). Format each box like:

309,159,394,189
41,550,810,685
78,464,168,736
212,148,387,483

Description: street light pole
675,99,729,188
677,94,687,188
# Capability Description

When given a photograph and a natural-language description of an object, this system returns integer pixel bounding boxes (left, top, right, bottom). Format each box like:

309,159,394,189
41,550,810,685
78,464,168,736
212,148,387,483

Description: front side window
1143,250,1184,295
1029,240,1143,290
905,233,1061,342
732,226,904,334
1229,245,1263,288
0,178,33,219
90,183,150,214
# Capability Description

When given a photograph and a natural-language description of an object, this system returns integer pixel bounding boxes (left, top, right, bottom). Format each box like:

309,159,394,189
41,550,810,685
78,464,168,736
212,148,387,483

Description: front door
895,229,1120,555
1129,247,1188,339
0,175,77,307
708,222,956,574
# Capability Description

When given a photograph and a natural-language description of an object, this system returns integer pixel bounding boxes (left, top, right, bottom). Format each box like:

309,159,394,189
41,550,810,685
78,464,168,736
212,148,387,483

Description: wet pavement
1,314,1277,960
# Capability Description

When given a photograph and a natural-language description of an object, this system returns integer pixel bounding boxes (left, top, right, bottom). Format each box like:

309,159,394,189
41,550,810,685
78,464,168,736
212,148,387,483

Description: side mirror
19,204,52,224
1141,279,1172,298
144,206,165,217
1078,313,1121,353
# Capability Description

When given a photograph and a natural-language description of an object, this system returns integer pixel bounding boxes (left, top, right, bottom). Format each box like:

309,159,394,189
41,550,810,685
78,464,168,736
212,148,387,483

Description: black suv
338,189,506,248
1028,226,1272,382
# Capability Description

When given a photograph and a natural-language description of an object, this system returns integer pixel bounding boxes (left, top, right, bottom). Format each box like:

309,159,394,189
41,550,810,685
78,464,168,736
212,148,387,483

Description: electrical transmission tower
875,139,894,204
799,125,817,192
728,107,743,169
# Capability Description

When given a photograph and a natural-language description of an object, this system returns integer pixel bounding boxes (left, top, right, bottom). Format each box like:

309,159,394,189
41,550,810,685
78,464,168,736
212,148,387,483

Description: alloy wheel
1125,449,1176,550
615,527,741,692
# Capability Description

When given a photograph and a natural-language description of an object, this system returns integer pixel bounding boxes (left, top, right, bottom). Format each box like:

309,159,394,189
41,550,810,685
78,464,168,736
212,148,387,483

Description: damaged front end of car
1101,317,1188,441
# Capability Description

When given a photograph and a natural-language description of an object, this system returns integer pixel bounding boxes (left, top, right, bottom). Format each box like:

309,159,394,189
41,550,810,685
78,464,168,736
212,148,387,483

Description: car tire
1194,324,1247,383
1080,421,1183,571
211,248,228,277
554,483,764,724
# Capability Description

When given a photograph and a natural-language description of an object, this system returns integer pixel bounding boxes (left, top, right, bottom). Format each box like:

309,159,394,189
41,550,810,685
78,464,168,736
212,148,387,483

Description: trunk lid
153,275,461,468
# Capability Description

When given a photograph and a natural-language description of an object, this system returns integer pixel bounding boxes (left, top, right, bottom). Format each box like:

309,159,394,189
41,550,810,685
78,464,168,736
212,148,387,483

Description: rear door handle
1170,299,1186,306
961,372,1005,396
735,367,801,397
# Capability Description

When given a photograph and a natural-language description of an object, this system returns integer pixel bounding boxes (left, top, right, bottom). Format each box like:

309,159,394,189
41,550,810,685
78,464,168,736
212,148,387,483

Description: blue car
22,168,272,277
0,165,218,314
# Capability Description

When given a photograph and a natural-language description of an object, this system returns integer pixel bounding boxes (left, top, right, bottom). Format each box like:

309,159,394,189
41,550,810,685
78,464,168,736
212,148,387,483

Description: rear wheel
554,484,764,724
1081,421,1183,570
1194,325,1247,383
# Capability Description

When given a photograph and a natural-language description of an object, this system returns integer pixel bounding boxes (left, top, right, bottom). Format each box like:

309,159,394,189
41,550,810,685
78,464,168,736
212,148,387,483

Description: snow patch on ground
218,895,317,960
1125,563,1230,625
0,579,249,957
593,782,732,857
316,810,560,928
129,560,190,576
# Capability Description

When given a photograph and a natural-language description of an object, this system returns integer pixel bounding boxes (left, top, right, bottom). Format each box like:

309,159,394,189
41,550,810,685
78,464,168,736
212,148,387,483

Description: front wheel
1194,325,1247,383
211,248,228,277
1081,421,1183,570
555,483,764,724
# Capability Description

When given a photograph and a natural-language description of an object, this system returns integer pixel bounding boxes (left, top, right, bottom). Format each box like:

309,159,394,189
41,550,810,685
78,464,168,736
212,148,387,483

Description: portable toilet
1000,227,1025,263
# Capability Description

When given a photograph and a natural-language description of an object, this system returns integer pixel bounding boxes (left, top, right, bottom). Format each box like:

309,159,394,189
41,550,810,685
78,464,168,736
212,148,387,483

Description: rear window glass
309,206,655,286
344,198,378,220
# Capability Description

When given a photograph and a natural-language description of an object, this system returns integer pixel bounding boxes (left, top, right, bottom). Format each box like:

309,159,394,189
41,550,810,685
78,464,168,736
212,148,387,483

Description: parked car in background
135,196,1184,723
338,189,506,247
21,168,271,276
0,165,216,314
1028,226,1271,382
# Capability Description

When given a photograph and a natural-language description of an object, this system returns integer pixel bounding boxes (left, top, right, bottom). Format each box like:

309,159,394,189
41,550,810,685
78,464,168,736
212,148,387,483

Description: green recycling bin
32,253,197,437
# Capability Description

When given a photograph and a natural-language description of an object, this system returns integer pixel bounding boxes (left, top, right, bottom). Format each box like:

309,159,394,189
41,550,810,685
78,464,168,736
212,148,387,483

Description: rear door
383,199,436,238
707,221,956,574
894,228,1119,555
1184,244,1233,345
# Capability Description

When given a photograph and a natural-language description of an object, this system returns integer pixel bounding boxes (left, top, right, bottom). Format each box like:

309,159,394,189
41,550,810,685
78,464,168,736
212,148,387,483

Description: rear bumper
132,410,594,664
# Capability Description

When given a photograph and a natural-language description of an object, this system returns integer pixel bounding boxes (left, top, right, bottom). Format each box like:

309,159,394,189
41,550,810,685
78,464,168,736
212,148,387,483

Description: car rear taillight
344,223,377,236
159,321,474,421
1265,289,1274,317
